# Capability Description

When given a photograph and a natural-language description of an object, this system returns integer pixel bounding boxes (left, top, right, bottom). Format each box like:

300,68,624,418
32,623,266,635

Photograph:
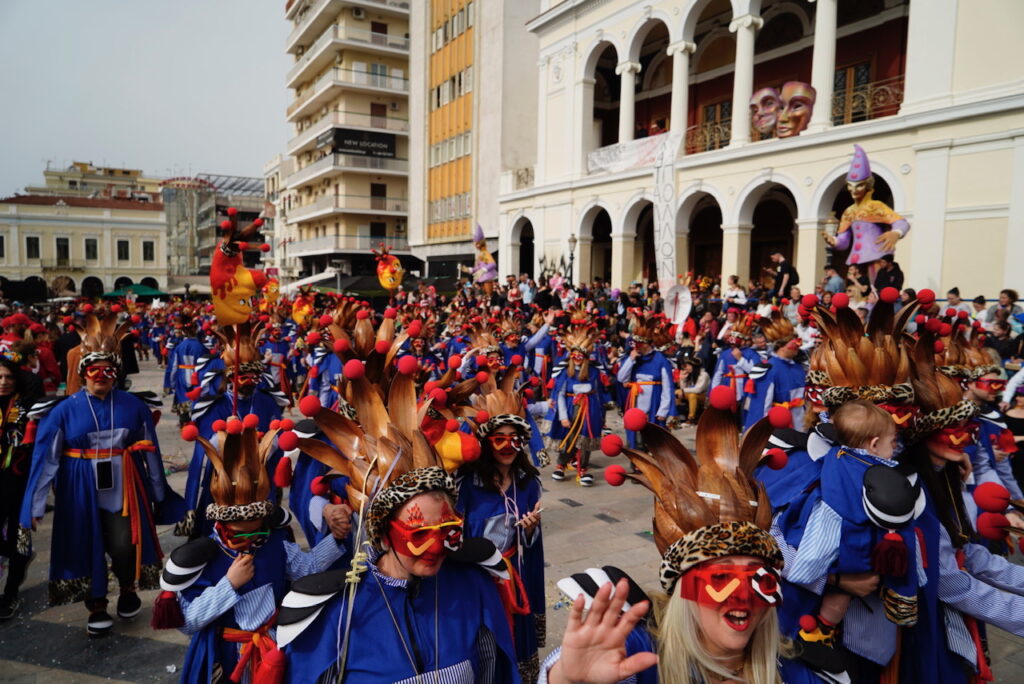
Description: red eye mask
934,423,978,451
386,516,464,560
84,365,118,381
879,403,919,429
678,563,782,609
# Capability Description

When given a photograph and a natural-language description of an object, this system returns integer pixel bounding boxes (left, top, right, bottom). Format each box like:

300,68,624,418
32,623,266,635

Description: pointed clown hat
847,144,872,182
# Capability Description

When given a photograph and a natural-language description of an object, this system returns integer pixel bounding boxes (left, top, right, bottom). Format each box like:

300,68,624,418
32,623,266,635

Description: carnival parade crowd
3,165,1024,683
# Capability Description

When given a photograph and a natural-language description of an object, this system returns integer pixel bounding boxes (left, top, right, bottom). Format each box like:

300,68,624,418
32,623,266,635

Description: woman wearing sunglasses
458,389,545,682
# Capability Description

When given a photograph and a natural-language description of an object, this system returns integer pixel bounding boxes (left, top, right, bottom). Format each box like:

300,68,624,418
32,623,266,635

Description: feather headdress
215,321,266,377
907,327,980,441
608,406,781,592
758,309,796,346
78,308,134,372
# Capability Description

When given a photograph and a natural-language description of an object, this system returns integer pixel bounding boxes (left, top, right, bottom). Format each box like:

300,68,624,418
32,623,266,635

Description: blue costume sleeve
284,536,345,580
20,403,66,523
962,541,1024,597
783,500,841,589
179,576,240,634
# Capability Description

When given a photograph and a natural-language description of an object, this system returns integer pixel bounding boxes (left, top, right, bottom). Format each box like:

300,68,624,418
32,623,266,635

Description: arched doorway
689,198,723,279
637,204,656,284
827,175,894,276
50,275,76,296
632,20,671,137
578,207,613,284
590,44,621,149
114,276,134,290
749,188,797,289
82,276,104,299
140,276,160,289
517,222,535,278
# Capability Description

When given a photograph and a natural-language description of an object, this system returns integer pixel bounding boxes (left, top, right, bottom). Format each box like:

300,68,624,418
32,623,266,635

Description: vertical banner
652,133,681,296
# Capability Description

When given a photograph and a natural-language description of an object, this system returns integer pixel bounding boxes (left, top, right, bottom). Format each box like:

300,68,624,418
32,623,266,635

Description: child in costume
548,325,606,485
616,313,676,448
459,389,545,681
156,416,350,683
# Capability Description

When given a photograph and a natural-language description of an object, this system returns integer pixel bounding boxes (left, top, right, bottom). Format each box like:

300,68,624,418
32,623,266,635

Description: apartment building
283,0,417,279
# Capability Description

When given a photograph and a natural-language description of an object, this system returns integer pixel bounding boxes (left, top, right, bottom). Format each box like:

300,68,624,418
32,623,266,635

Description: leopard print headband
806,370,831,386
659,521,784,593
907,399,981,441
477,414,533,440
365,466,457,548
821,383,914,408
78,351,120,374
206,499,276,522
227,361,265,376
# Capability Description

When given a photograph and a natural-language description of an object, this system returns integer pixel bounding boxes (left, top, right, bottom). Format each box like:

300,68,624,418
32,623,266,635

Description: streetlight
567,233,578,285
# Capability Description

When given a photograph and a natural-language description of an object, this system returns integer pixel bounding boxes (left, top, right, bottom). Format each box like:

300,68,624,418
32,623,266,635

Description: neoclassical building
496,0,1024,297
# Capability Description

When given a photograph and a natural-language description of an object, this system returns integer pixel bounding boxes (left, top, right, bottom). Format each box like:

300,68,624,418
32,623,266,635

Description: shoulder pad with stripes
556,566,649,616
260,387,291,408
160,537,219,592
276,569,346,648
130,391,163,409
748,362,771,382
28,396,68,420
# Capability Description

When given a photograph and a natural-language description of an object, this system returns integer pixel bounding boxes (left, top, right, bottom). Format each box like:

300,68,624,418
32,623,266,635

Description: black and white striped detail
556,566,648,613
978,410,1006,429
130,391,163,409
861,466,924,529
28,396,67,420
807,423,838,462
448,537,509,580
160,538,218,592
276,570,345,648
189,396,220,422
261,387,291,408
748,362,771,382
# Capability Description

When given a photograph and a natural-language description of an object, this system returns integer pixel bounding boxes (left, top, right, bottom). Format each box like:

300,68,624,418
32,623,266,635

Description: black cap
947,287,960,296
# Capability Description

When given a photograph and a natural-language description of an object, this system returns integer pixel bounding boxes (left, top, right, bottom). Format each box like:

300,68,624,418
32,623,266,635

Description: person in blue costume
259,325,293,403
459,389,545,682
499,312,552,374
548,326,606,485
710,313,762,410
540,405,788,684
148,313,167,367
403,332,442,382
777,400,922,680
274,385,520,682
164,311,207,427
154,417,350,684
19,311,182,637
742,311,806,432
179,324,287,539
615,314,676,448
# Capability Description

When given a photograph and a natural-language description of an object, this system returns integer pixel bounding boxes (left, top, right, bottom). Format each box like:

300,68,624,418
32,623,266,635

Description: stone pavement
1,359,1023,681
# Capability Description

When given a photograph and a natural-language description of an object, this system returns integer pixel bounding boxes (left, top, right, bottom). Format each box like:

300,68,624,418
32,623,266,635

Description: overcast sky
0,0,291,196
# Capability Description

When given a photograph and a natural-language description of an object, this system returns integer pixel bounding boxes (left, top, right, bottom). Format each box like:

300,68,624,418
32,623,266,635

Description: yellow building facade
497,0,1024,298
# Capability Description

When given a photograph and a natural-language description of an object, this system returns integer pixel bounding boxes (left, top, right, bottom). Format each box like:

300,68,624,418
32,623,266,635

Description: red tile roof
0,194,164,211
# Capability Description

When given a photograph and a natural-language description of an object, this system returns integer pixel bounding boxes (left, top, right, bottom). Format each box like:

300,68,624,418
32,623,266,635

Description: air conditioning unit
389,101,399,111
352,7,366,20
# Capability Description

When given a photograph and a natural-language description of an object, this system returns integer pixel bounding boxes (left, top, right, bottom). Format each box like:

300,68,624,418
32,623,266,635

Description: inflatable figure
210,207,267,326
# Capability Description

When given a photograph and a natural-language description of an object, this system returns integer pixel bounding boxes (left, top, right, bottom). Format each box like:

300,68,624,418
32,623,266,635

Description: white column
575,77,596,175
1004,134,1024,289
616,61,641,143
794,218,829,290
536,57,549,183
807,0,837,133
901,0,958,114
728,14,762,147
907,141,951,290
720,223,754,288
667,41,696,150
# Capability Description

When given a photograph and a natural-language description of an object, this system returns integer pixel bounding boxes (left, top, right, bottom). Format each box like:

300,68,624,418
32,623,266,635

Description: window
143,241,155,262
117,240,130,261
466,2,474,27
464,66,473,93
56,237,70,265
0,234,5,259
85,238,98,260
26,236,39,260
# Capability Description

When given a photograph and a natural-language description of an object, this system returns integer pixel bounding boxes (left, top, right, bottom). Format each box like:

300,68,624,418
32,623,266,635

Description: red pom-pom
274,456,293,487
939,323,952,337
448,355,463,370
934,340,944,353
260,243,271,252
429,387,448,408
334,338,350,353
397,355,419,376
212,419,227,432
242,414,259,429
407,321,423,337
529,376,541,386
220,220,232,231
185,387,201,401
475,355,489,368
83,303,94,313
383,307,398,319
269,419,282,431
62,316,73,325
356,310,370,320
475,371,489,384
308,365,319,379
977,512,1010,541
801,294,819,308
510,354,523,366
445,419,460,432
944,308,956,317
319,314,334,327
917,289,936,306
523,388,534,400
110,304,123,314
306,332,322,346
151,590,185,630
914,315,926,325
180,425,199,442
799,615,819,633
279,418,294,431
131,314,142,324
958,310,969,319
601,434,623,457
832,292,850,309
877,287,898,304
226,207,238,217
709,386,736,411
623,408,648,432
925,318,941,333
781,298,790,305
604,464,627,486
226,418,243,435
310,476,330,497
343,359,365,380
768,406,793,429
424,380,439,393
278,430,299,450
253,218,264,227
375,340,391,355
974,482,1011,513
299,395,322,417
764,448,789,470
475,410,490,424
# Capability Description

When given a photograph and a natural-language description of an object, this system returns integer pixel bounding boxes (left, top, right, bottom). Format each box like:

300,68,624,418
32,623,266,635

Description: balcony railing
288,110,409,154
289,194,409,221
40,258,89,271
287,24,410,84
288,67,409,118
685,120,731,155
832,75,904,126
288,232,409,256
288,152,409,187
